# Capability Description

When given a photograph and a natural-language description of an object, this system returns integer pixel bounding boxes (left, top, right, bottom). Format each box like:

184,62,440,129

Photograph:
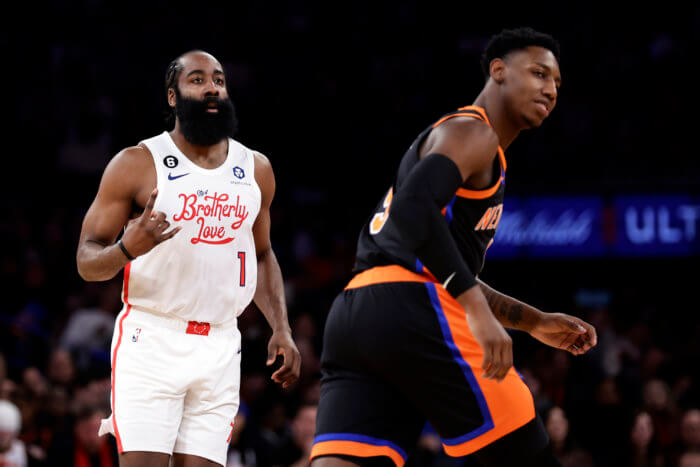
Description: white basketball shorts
98,305,241,466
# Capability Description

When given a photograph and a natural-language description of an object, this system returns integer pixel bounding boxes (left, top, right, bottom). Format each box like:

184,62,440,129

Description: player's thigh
109,310,187,454
354,282,539,458
119,451,170,467
312,454,396,467
173,332,241,466
312,367,424,466
172,452,222,467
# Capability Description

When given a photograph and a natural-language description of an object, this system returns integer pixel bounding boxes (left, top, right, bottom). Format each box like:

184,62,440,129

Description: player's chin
522,113,546,129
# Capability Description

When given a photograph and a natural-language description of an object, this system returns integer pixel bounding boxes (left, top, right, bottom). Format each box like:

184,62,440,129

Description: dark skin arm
418,117,597,375
478,279,597,355
419,117,513,381
252,151,301,388
76,145,180,281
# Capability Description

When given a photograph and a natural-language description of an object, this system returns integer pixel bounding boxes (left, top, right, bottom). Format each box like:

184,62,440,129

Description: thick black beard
174,89,238,146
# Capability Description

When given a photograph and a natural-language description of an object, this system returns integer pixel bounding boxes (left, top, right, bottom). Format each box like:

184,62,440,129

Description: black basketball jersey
353,105,506,278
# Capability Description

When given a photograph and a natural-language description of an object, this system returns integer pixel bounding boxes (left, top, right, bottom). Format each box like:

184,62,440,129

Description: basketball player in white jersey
76,50,301,467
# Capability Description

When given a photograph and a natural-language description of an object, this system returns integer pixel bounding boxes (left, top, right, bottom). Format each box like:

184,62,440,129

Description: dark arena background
1,2,698,466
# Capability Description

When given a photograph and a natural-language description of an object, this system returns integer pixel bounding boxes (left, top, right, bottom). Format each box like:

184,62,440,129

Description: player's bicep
252,207,272,256
80,193,133,246
79,152,138,246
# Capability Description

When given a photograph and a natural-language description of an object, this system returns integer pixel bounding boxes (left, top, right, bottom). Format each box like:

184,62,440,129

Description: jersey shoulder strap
432,105,492,129
430,105,506,172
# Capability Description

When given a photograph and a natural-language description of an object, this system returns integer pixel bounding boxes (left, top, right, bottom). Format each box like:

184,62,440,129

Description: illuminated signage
487,195,699,258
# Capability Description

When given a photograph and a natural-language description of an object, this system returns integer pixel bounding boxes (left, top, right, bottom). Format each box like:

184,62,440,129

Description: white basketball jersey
123,132,261,325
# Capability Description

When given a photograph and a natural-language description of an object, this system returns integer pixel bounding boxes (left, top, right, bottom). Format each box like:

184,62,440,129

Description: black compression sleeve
379,153,476,297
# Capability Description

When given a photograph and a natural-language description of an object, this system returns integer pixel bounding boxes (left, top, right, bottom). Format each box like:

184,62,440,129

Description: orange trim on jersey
432,111,485,129
345,265,433,289
432,106,507,199
111,262,132,453
432,286,536,456
457,105,490,124
310,441,405,467
455,182,501,199
454,146,506,200
496,145,507,171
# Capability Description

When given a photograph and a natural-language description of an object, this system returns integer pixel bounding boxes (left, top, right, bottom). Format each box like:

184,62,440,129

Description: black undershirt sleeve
374,153,476,298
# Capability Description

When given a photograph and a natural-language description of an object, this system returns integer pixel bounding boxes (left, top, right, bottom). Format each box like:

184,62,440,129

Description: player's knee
119,451,171,467
311,455,360,467
311,454,394,467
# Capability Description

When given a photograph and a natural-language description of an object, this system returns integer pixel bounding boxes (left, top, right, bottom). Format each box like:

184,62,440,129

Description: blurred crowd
2,1,699,466
0,204,698,466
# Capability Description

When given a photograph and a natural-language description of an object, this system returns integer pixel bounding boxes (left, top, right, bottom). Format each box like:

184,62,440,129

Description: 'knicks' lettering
474,204,503,231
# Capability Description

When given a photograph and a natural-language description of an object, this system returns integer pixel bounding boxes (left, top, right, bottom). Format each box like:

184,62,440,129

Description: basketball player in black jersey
310,28,597,467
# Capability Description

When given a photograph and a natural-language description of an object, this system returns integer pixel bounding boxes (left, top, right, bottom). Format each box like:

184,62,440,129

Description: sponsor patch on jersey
163,155,179,168
233,166,245,179
168,172,190,181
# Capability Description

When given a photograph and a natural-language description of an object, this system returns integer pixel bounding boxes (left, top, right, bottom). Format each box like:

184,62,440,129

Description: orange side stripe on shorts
345,265,432,289
433,286,535,456
310,441,405,467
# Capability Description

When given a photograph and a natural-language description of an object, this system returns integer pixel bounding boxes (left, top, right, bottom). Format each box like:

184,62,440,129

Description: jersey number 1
237,251,246,287
369,187,394,235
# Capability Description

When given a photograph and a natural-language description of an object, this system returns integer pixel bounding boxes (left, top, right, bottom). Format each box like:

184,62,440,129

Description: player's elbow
77,265,116,282
76,251,112,282
76,258,96,282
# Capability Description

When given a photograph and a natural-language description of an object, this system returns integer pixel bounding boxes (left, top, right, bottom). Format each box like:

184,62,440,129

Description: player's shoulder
110,144,154,169
435,115,499,153
249,150,275,201
101,144,155,189
250,149,271,168
251,150,274,182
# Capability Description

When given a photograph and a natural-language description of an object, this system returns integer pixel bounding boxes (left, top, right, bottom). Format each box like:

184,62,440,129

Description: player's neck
473,86,520,151
169,127,228,168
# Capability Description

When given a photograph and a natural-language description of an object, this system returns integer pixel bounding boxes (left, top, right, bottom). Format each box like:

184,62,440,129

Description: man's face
499,46,561,129
169,52,237,146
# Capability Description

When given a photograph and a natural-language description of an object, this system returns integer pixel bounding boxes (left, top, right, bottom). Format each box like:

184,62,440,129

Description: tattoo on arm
480,283,524,328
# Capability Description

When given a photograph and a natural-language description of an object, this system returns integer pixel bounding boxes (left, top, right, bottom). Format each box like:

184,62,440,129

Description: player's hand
529,313,597,355
458,286,512,381
267,330,301,389
120,189,181,257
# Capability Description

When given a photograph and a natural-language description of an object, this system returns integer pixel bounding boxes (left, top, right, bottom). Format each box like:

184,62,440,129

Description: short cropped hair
480,27,560,80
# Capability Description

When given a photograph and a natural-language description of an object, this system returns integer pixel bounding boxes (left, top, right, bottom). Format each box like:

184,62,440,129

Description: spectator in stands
678,450,700,467
626,411,664,467
545,406,593,466
47,404,118,467
273,403,317,467
0,400,27,467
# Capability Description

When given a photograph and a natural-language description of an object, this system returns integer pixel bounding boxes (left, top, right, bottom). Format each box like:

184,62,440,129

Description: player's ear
489,58,506,84
167,87,176,108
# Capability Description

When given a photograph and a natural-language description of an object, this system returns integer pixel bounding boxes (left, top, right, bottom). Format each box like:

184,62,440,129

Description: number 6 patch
163,155,179,168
